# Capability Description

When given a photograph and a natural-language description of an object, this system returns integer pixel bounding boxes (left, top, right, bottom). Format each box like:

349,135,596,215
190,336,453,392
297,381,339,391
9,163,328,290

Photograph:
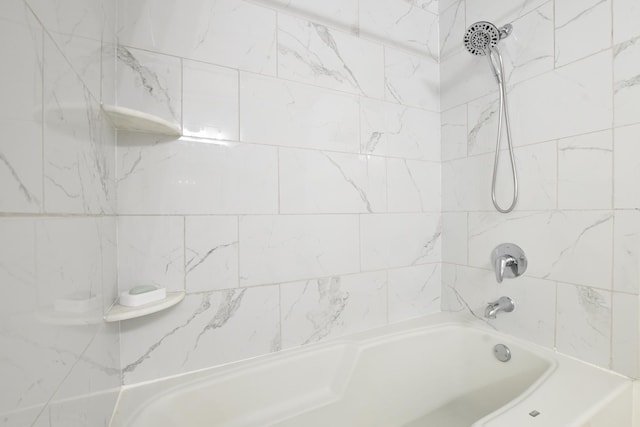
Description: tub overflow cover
493,343,511,362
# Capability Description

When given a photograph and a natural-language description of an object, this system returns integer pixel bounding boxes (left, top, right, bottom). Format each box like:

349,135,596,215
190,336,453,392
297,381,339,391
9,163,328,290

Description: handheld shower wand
463,22,518,214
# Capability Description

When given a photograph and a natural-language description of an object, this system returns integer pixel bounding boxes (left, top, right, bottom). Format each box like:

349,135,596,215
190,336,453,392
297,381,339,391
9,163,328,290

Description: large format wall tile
388,264,441,322
614,124,640,209
239,215,360,286
280,271,387,348
0,217,115,421
384,47,439,111
465,0,548,25
116,47,182,127
25,0,111,42
612,292,640,378
120,286,280,384
558,130,612,210
264,0,359,31
556,283,611,368
441,212,468,265
360,98,440,161
117,216,184,292
278,14,384,98
386,158,441,212
240,73,360,152
468,211,613,289
613,0,640,44
360,213,441,270
555,0,611,67
467,52,612,151
44,37,113,214
614,38,640,127
613,211,640,295
117,136,278,215
279,148,386,214
186,216,239,293
118,0,277,74
441,105,466,161
183,60,239,141
360,0,438,57
439,0,465,60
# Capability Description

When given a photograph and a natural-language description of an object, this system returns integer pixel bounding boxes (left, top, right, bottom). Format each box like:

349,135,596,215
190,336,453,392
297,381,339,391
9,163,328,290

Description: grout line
183,216,187,292
276,147,281,214
236,215,241,288
115,43,440,114
40,20,45,214
552,0,557,69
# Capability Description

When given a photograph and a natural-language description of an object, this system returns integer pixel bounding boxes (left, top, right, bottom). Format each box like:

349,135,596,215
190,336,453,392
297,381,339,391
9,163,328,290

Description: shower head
463,21,512,56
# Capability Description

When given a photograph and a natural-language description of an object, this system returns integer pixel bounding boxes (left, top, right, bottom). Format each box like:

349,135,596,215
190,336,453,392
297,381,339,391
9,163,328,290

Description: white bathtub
110,313,632,427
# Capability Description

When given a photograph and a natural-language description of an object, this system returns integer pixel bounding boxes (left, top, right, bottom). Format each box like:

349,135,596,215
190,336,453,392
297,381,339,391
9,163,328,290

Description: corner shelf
102,104,182,137
104,291,186,322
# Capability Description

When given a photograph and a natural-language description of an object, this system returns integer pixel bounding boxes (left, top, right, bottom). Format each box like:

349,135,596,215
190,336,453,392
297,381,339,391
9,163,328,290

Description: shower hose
488,47,518,213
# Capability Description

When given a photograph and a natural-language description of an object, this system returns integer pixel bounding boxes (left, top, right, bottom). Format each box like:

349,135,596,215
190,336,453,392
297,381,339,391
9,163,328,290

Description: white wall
440,0,640,378
0,0,120,425
114,0,443,385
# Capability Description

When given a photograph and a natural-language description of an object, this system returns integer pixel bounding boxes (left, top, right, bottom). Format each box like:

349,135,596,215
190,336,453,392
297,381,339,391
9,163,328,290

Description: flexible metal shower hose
488,47,518,213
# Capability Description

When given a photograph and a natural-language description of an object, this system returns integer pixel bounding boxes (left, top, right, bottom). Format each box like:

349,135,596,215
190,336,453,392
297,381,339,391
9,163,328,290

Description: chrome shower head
463,21,501,56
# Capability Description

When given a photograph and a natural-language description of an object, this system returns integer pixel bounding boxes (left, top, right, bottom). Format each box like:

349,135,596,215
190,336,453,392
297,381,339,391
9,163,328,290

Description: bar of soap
119,285,167,307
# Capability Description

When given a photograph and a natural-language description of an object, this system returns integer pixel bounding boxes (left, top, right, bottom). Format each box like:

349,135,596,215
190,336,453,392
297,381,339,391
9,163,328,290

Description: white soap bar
119,285,167,307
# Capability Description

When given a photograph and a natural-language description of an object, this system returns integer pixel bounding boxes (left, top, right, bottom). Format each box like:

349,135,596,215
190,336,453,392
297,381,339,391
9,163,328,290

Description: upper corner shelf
102,104,182,137
104,291,186,323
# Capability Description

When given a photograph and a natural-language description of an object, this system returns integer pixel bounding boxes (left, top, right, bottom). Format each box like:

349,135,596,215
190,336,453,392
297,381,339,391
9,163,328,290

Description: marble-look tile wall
116,0,442,384
0,0,120,426
440,0,640,378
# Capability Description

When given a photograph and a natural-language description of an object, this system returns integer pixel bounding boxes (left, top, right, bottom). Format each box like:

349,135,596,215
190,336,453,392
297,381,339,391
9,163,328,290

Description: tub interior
123,325,552,427
273,327,551,427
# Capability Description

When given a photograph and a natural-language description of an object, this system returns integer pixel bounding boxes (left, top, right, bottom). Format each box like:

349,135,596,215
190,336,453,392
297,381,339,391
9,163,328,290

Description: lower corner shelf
104,291,186,322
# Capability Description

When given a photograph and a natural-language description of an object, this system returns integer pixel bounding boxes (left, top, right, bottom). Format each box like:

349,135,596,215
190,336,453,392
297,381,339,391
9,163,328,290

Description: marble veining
123,295,214,374
285,277,350,345
116,47,179,122
543,214,612,280
186,290,247,364
577,286,610,337
277,14,383,97
322,152,373,213
412,223,442,266
0,152,40,207
556,0,607,30
186,242,237,276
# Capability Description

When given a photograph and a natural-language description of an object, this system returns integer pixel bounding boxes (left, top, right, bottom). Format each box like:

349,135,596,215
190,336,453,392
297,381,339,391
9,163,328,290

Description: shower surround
114,0,442,385
440,0,640,378
1,0,639,425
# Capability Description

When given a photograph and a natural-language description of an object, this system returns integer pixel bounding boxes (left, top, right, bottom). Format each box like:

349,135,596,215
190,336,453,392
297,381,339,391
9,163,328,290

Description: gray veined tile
614,37,640,127
277,14,384,98
185,216,239,293
360,97,440,161
116,47,182,127
388,264,441,322
556,283,611,369
120,287,280,384
281,272,387,348
384,47,439,111
360,0,439,58
239,215,360,287
117,0,277,75
279,148,387,214
555,0,611,67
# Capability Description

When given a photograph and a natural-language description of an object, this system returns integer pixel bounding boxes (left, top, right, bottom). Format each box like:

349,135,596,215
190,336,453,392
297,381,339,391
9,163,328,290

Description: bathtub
110,313,632,427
